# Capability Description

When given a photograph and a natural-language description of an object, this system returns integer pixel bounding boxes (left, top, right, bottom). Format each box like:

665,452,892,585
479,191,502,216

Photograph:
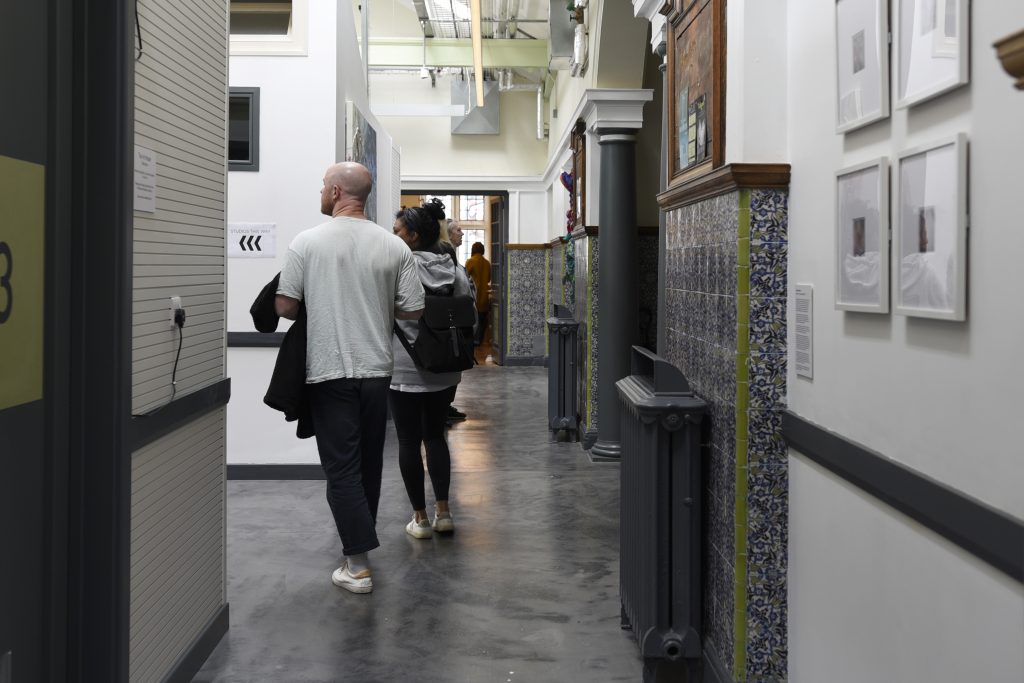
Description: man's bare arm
275,294,300,320
395,307,423,320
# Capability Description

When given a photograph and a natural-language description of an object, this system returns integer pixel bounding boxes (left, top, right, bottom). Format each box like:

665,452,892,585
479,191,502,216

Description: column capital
631,0,668,55
580,89,654,135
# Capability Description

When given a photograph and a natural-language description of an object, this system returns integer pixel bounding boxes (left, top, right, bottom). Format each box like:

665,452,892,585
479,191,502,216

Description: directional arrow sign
228,223,276,258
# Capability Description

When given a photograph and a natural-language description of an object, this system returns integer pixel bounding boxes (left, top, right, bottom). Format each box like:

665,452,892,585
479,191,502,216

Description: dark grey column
656,44,668,354
591,129,640,461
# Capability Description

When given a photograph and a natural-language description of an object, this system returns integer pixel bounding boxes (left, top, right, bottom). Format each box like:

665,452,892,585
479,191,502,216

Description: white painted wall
371,73,549,177
227,0,396,465
513,190,549,243
789,453,1024,683
786,0,1024,517
725,0,789,164
786,0,1024,680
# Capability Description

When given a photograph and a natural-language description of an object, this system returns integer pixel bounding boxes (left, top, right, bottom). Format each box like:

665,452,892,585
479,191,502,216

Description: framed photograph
836,158,890,312
344,100,378,223
835,0,890,133
894,134,968,320
895,0,970,108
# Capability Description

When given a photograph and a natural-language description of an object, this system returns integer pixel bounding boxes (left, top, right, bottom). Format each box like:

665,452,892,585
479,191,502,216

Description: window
459,195,485,222
457,229,486,264
425,195,454,216
229,88,260,172
230,0,307,56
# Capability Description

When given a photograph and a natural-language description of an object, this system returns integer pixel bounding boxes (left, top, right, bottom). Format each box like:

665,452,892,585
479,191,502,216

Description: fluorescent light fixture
470,0,484,107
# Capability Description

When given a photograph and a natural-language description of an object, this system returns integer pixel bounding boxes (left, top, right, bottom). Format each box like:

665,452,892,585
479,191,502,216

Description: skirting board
162,603,229,683
228,464,325,480
502,355,548,367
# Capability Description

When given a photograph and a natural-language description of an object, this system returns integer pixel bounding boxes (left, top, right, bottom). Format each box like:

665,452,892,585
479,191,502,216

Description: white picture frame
835,0,890,133
894,134,968,320
836,158,890,312
895,0,970,108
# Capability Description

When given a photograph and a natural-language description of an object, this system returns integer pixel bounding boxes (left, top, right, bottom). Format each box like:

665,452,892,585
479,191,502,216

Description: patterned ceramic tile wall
572,233,592,437
588,237,599,431
550,241,565,308
662,188,788,682
506,249,548,359
639,233,659,352
743,189,788,681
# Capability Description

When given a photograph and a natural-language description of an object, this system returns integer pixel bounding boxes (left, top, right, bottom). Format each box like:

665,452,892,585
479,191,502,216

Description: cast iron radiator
547,304,579,441
617,346,707,679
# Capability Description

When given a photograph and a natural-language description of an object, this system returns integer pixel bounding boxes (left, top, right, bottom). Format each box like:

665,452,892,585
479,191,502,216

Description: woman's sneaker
432,511,455,534
406,516,433,539
331,562,373,594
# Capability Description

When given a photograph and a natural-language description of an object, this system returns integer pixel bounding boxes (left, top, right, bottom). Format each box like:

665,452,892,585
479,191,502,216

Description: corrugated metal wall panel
130,0,227,680
129,409,225,683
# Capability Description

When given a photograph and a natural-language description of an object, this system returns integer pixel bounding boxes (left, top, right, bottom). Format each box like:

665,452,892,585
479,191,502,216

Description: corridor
196,365,643,682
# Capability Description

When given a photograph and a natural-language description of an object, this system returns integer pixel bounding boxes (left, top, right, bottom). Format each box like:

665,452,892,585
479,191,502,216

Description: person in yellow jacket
464,242,491,346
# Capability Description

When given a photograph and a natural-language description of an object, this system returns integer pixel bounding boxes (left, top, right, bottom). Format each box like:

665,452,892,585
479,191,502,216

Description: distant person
275,162,424,594
390,199,473,538
448,219,464,250
440,219,470,424
465,242,491,346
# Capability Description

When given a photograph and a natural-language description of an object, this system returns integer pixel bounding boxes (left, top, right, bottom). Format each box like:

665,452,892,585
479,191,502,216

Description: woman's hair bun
422,197,446,221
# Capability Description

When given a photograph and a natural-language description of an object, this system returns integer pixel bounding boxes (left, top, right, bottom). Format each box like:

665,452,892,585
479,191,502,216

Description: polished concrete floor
195,364,643,682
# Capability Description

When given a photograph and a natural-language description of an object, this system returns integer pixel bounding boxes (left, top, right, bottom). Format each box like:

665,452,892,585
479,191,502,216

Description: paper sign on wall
794,284,813,380
228,223,276,258
134,146,156,213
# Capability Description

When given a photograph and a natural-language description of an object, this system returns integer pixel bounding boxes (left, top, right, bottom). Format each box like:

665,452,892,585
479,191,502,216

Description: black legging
389,385,456,511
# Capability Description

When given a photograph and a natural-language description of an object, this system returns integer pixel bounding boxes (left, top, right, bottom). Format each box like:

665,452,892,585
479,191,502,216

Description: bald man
276,162,424,593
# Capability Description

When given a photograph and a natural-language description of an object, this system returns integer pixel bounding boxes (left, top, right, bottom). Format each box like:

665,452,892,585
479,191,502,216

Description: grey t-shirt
277,216,424,382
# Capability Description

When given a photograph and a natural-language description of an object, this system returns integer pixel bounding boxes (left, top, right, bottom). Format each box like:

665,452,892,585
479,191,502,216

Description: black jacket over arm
250,273,314,439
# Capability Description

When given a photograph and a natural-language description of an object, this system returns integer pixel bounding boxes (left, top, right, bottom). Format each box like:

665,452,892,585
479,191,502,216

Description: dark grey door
489,196,506,364
0,2,55,681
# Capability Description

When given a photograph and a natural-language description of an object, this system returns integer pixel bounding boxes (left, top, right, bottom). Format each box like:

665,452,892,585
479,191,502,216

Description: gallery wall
226,0,397,467
785,1,1024,680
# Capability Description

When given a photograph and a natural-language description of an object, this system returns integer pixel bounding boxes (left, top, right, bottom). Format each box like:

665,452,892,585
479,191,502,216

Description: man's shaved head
325,162,372,203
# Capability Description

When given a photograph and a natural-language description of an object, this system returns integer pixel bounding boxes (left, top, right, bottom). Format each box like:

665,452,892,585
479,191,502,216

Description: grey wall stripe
130,378,230,451
783,411,1024,584
228,464,326,480
160,603,228,683
228,331,284,347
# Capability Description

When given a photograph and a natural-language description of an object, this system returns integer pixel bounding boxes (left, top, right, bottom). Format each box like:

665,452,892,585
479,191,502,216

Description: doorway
399,192,508,364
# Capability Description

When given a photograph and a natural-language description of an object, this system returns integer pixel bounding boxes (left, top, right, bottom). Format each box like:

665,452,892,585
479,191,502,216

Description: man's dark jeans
307,377,390,556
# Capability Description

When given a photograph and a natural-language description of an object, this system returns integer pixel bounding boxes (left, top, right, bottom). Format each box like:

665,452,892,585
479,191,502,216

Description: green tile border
733,189,751,680
544,249,550,356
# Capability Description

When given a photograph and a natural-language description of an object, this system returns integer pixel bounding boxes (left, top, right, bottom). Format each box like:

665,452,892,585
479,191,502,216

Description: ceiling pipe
470,0,484,106
536,85,547,140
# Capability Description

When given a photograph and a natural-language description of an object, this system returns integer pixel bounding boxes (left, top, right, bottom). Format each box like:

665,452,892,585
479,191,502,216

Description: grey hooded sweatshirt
390,250,474,392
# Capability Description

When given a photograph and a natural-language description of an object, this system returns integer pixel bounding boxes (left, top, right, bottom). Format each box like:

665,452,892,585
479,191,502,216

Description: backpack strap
393,321,421,365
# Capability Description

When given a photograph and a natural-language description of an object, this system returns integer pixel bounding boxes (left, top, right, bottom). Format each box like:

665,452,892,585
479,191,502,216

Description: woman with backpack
389,198,474,538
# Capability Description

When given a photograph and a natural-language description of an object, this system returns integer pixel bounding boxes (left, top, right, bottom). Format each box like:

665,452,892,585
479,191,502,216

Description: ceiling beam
368,37,549,69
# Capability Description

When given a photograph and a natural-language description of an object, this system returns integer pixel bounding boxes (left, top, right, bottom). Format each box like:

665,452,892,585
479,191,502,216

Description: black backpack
394,291,476,373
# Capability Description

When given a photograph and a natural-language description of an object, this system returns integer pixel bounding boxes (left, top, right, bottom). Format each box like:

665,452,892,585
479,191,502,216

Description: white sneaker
406,516,433,539
432,511,455,534
332,561,373,594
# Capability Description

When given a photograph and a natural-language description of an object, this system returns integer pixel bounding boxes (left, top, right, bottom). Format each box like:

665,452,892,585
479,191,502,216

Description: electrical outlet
169,296,183,328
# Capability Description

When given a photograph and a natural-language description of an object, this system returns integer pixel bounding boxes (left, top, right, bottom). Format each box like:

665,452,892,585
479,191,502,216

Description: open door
489,195,506,364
